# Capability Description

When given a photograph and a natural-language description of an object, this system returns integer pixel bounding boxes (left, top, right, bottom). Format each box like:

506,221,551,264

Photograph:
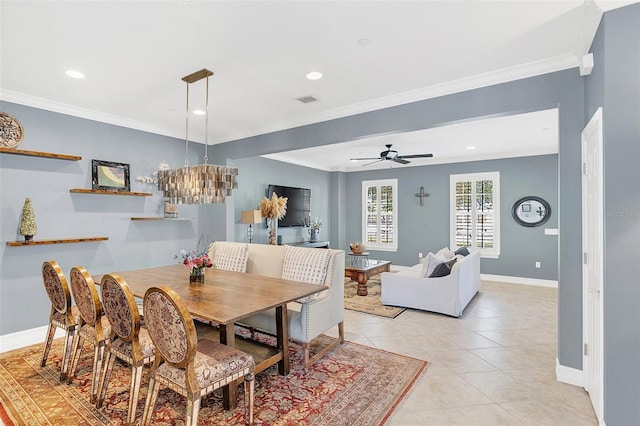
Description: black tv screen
268,184,311,227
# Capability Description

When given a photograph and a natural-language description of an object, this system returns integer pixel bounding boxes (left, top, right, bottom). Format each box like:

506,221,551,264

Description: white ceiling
1,1,635,171
264,108,559,171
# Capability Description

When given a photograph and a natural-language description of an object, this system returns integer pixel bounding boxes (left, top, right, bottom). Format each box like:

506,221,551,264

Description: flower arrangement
258,192,288,220
309,217,322,230
175,237,214,277
259,193,287,245
137,161,170,184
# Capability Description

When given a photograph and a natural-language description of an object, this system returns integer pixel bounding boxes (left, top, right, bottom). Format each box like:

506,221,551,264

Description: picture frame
91,159,130,191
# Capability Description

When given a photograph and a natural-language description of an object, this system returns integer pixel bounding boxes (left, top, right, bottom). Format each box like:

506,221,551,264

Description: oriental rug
344,274,406,319
0,334,425,425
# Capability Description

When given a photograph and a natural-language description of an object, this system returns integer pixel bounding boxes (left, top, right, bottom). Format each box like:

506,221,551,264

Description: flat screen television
268,184,310,227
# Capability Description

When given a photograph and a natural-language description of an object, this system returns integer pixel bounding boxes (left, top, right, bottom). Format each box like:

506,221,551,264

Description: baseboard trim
0,325,63,354
556,358,584,387
481,274,558,288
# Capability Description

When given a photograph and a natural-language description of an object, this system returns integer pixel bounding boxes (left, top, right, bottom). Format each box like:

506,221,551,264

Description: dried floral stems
259,192,288,219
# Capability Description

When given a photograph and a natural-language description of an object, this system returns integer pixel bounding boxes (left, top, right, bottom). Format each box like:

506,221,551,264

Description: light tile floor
326,281,598,425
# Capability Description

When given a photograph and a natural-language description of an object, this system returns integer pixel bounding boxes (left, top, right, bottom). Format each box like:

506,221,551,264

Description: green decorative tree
19,198,37,241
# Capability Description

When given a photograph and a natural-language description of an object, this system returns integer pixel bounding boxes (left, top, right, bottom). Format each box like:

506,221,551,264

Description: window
362,179,398,251
450,172,500,258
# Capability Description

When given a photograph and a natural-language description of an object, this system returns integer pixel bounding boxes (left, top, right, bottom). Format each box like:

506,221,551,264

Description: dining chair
40,260,80,381
96,273,155,425
141,285,255,425
67,265,112,404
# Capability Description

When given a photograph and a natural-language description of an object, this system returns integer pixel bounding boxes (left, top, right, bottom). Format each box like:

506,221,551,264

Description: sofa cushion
454,246,470,256
436,247,455,259
422,252,448,277
282,245,332,303
210,241,249,272
429,258,458,278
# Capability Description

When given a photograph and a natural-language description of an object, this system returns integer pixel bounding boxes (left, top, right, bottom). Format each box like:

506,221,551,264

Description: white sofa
380,250,481,317
210,242,346,368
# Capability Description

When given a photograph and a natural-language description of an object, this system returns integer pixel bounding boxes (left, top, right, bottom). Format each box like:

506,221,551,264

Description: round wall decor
0,112,24,148
512,196,551,227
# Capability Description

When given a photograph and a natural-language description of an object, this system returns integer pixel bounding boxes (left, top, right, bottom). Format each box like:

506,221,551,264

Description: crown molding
0,90,183,141
2,54,578,145
220,54,579,143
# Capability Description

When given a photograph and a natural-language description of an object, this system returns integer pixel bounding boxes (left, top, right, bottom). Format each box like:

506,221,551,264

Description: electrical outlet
535,261,541,268
419,252,423,258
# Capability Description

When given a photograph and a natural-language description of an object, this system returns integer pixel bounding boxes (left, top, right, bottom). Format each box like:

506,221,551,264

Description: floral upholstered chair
67,266,112,404
96,273,155,425
141,286,255,425
40,260,80,381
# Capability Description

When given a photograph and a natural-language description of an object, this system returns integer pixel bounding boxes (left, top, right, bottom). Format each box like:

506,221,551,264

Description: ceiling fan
350,144,433,166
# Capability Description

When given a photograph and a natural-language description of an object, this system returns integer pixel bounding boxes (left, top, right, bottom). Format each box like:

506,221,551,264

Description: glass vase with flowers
175,237,214,283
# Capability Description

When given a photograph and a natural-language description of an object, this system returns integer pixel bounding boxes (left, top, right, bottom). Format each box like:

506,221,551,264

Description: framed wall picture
92,159,130,191
511,196,551,227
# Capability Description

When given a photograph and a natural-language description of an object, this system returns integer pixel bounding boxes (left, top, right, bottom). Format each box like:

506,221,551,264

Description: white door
582,107,604,422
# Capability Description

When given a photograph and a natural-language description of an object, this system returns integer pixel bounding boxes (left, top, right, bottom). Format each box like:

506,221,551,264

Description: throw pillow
422,252,448,277
454,246,470,256
429,258,457,278
282,245,332,303
210,241,249,272
436,247,454,259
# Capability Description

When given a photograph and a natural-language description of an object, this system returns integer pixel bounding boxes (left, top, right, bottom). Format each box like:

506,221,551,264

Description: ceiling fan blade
350,157,381,161
392,157,410,164
397,153,434,159
362,159,384,167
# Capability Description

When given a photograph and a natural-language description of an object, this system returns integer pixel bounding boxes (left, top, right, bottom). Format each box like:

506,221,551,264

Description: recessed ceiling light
193,109,206,116
357,38,370,47
306,71,323,81
466,146,476,150
65,70,85,79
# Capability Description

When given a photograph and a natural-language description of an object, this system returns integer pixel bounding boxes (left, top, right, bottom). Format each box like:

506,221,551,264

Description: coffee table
344,259,392,296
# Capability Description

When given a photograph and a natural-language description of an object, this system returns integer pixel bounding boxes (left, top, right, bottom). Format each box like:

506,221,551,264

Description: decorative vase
350,242,366,254
24,235,33,241
268,219,278,245
309,228,319,242
189,266,205,283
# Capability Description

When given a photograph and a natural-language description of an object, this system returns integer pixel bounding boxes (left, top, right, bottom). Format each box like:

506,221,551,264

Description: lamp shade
241,210,262,224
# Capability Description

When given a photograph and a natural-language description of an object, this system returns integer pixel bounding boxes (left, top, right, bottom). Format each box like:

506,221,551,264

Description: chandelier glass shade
157,69,238,204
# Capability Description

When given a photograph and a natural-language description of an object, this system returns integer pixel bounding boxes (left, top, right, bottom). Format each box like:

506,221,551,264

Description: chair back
143,286,197,369
100,273,140,343
69,266,103,327
42,260,72,316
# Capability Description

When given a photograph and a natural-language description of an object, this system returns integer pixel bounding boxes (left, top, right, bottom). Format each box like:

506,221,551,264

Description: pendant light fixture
157,69,238,204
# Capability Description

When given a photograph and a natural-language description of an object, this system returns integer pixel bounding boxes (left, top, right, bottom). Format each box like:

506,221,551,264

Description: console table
285,240,330,248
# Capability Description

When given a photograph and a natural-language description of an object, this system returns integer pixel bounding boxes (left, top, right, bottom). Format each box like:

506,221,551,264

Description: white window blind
362,179,398,251
450,172,500,258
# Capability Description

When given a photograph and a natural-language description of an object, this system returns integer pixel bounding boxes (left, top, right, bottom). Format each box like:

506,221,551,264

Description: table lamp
241,210,262,243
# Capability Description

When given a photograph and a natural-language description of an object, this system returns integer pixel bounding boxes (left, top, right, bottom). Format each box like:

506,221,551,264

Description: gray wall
214,69,584,371
343,155,559,279
586,4,640,423
0,102,219,335
2,70,585,373
228,156,331,245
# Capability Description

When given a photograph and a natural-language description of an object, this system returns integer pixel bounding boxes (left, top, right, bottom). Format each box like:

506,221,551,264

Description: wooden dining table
93,264,327,410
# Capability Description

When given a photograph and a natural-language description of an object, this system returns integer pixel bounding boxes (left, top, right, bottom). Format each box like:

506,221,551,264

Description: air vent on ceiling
296,95,318,104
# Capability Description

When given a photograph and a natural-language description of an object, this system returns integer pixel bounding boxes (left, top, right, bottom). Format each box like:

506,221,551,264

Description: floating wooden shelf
70,188,152,197
6,237,109,246
130,217,191,221
0,147,82,161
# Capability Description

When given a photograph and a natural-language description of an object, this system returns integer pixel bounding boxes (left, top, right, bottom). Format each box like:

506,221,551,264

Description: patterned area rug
0,333,425,425
344,274,406,318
